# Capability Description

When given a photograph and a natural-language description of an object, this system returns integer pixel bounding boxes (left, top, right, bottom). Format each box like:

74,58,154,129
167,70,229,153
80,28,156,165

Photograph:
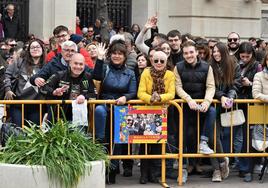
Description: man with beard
227,32,240,60
167,29,184,66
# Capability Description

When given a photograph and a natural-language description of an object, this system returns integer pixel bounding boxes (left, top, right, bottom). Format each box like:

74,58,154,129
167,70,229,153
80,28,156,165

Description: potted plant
0,119,109,188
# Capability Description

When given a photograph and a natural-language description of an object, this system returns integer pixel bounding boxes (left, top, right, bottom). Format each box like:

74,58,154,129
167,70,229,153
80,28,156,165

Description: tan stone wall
29,0,76,40
136,0,262,40
29,0,266,41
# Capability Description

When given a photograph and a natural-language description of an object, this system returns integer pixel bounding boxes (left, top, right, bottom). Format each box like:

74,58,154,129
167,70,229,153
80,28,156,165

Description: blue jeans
94,105,132,171
183,105,216,166
238,104,250,172
201,106,216,141
10,104,40,127
221,125,242,154
94,104,108,140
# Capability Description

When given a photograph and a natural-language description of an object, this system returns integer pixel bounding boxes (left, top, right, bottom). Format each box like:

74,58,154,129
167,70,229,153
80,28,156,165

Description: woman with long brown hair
237,41,262,182
4,38,46,126
209,42,241,182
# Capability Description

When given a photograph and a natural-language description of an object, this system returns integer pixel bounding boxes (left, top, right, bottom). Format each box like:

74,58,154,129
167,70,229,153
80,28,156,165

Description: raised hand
144,15,158,30
97,42,107,60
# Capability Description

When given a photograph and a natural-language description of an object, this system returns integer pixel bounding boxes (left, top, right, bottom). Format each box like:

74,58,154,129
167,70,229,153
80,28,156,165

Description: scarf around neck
150,66,166,94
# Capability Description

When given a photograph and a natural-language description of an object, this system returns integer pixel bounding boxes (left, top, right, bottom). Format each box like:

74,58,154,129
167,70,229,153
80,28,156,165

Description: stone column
29,0,76,40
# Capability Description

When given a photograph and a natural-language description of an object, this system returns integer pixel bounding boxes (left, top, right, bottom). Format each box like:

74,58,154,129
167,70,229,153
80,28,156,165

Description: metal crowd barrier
0,99,267,187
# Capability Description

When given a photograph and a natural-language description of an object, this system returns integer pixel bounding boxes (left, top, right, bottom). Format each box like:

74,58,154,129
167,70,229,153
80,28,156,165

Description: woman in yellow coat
138,50,175,104
137,50,175,184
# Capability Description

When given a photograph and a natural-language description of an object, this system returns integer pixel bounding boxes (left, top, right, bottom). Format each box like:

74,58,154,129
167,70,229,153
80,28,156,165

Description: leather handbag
220,108,245,127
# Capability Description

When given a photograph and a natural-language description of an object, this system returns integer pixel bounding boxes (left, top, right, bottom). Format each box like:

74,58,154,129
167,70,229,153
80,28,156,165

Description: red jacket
45,46,94,69
76,25,82,35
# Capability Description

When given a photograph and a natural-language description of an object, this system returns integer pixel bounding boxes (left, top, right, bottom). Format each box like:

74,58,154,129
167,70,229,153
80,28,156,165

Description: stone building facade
28,0,268,41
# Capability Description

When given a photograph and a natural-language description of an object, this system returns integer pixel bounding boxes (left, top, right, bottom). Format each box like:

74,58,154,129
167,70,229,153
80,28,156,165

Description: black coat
239,60,261,99
0,56,7,99
213,62,242,100
2,13,21,40
176,59,209,99
40,69,96,100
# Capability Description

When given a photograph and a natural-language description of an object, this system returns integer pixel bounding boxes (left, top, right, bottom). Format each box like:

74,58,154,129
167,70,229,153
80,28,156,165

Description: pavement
108,163,268,188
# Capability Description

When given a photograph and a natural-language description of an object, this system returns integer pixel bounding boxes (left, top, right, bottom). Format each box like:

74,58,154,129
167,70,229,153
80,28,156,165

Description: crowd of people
1,3,268,185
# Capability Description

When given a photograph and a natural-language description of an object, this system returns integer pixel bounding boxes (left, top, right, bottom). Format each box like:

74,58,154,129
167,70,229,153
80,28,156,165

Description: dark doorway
77,0,131,31
0,0,29,41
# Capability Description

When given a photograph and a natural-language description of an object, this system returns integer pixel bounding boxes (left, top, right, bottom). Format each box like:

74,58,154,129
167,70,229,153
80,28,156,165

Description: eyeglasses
88,30,94,33
8,44,17,47
62,49,76,53
127,119,133,122
30,45,41,50
56,34,68,39
227,38,238,42
154,59,165,64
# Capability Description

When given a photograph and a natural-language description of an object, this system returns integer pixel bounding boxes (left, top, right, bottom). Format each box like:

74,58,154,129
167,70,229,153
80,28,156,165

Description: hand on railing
221,96,233,109
115,96,126,105
150,91,161,103
187,100,198,110
4,90,16,100
199,102,209,113
76,95,85,104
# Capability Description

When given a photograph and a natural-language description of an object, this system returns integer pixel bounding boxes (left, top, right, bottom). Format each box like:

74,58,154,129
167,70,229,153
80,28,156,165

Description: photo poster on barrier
114,105,167,144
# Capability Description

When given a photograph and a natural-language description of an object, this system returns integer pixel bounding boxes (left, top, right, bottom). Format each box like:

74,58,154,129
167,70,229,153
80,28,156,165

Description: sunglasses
227,38,238,42
127,119,133,122
154,59,165,64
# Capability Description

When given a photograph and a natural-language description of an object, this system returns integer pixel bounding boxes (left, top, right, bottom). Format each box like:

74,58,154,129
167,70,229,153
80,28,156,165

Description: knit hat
70,34,83,44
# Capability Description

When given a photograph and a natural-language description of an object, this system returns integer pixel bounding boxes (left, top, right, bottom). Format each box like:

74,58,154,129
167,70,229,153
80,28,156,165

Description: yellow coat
138,68,175,104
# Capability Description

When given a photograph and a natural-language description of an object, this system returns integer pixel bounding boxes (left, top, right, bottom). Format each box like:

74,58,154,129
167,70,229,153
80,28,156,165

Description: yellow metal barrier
0,99,268,187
